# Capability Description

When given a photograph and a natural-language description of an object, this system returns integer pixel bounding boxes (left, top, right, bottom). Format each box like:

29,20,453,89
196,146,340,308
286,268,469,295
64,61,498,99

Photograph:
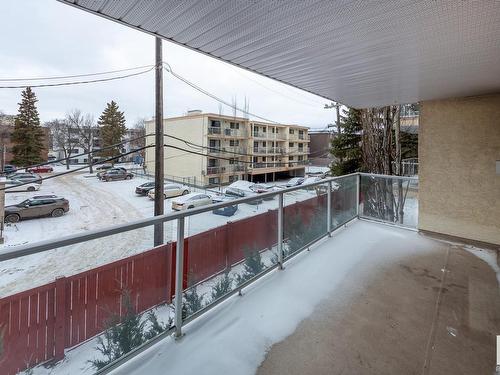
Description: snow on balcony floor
98,220,498,375
30,220,498,375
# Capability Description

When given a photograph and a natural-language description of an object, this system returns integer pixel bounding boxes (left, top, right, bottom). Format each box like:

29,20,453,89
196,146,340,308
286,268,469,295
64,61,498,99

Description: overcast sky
0,0,335,130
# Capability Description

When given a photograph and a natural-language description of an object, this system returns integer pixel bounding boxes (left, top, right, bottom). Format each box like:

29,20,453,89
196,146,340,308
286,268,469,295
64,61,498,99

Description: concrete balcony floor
113,220,499,375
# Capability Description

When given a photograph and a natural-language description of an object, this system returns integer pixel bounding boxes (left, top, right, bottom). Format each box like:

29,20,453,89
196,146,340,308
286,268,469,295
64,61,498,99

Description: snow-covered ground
22,220,439,375
0,167,323,297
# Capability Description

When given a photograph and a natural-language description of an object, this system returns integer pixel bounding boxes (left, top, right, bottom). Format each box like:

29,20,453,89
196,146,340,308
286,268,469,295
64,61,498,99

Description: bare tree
46,118,79,170
67,109,99,173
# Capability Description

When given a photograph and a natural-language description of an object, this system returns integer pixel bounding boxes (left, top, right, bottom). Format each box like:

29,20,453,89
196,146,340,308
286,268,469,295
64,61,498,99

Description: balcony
208,126,222,135
206,166,225,175
0,174,497,375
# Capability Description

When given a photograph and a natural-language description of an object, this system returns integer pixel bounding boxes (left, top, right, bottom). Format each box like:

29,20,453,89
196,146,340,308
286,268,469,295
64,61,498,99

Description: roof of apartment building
148,112,309,129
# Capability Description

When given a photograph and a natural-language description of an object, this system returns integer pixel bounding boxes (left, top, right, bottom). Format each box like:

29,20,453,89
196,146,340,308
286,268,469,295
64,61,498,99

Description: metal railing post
174,217,185,338
356,173,360,217
277,193,284,269
327,181,332,236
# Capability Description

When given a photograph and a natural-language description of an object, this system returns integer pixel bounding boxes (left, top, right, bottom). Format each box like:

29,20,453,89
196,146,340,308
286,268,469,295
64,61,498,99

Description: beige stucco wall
419,94,500,245
145,116,206,183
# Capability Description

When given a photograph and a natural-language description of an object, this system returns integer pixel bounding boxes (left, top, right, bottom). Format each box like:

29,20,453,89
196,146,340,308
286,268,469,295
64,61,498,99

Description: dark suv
4,196,69,223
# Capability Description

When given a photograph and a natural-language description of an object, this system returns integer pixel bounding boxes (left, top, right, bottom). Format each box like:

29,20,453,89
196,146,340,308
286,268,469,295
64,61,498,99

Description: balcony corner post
277,193,284,270
174,217,185,339
327,180,332,236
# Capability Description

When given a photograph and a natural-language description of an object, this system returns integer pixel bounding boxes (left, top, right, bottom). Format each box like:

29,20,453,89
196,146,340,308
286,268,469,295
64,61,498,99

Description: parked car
135,181,156,195
213,204,238,217
27,165,53,173
148,184,189,200
225,180,255,197
4,196,69,223
7,172,42,184
171,193,212,211
286,177,305,187
97,167,127,180
96,163,113,171
101,170,133,182
4,179,41,192
3,164,17,174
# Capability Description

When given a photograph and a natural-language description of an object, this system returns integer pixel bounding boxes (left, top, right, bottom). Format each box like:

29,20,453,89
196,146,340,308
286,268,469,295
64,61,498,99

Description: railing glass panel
359,174,418,228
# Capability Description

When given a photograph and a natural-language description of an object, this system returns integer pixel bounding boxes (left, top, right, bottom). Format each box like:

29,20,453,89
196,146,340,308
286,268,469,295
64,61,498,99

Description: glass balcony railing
359,173,418,228
0,173,417,374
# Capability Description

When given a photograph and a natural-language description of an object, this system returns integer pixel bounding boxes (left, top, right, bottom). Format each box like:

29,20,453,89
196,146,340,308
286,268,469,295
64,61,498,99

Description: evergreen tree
210,272,233,301
182,287,205,319
98,101,126,160
11,87,45,166
330,108,362,176
236,247,265,285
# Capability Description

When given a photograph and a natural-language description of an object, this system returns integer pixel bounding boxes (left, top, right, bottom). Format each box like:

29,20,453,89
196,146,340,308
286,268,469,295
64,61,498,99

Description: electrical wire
163,63,279,124
1,145,153,191
0,65,155,82
0,66,155,89
16,133,153,171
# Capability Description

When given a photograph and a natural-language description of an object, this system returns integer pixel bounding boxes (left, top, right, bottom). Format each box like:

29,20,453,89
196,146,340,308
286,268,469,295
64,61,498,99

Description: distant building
145,112,310,186
0,113,49,166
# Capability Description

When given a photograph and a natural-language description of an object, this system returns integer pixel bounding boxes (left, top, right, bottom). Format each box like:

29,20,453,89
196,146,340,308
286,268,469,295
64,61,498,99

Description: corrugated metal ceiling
58,0,500,108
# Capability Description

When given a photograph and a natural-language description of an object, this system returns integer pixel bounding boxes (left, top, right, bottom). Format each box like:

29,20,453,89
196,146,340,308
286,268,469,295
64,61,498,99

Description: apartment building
145,111,309,186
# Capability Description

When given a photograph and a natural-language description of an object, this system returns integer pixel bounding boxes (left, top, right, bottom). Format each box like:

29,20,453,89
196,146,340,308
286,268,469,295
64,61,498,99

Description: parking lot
0,166,320,296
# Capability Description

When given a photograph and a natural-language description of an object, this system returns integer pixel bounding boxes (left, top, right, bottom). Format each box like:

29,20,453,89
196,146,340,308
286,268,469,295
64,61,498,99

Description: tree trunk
64,150,70,170
88,149,93,174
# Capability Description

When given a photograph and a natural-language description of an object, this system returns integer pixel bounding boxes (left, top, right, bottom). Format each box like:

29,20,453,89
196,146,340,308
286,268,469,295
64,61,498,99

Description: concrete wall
419,94,500,245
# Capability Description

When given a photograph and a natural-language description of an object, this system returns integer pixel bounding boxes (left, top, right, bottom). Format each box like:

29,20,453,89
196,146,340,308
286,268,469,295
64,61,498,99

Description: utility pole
153,37,164,246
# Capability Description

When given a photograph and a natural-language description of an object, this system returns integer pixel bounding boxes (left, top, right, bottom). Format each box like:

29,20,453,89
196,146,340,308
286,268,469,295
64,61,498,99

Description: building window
209,139,219,147
210,120,221,127
70,149,79,154
229,139,239,146
298,143,303,149
253,141,258,147
262,157,266,162
289,129,294,134
263,127,266,132
209,177,220,185
253,156,258,163
272,127,275,133
208,158,217,167
289,142,294,147
298,155,304,161
229,158,236,165
262,141,266,147
289,156,294,161
230,122,239,129
299,130,304,135
229,175,238,183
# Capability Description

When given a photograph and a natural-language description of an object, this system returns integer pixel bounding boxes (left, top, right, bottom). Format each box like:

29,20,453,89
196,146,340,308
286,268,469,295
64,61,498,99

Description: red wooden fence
0,188,356,374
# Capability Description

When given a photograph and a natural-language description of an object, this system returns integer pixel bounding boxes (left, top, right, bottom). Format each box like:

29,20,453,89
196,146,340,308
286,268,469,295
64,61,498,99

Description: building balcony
1,174,496,375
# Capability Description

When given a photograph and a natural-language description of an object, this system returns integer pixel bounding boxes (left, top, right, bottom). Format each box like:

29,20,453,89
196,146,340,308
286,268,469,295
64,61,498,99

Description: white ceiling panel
58,0,500,108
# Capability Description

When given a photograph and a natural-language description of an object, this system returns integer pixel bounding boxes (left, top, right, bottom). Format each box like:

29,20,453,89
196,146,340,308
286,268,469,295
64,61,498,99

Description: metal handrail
0,173,359,262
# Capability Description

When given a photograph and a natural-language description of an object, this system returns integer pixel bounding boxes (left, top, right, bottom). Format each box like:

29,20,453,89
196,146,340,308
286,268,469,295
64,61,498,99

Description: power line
0,65,155,82
163,63,279,124
17,133,152,171
0,66,155,89
1,145,153,191
227,65,326,108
